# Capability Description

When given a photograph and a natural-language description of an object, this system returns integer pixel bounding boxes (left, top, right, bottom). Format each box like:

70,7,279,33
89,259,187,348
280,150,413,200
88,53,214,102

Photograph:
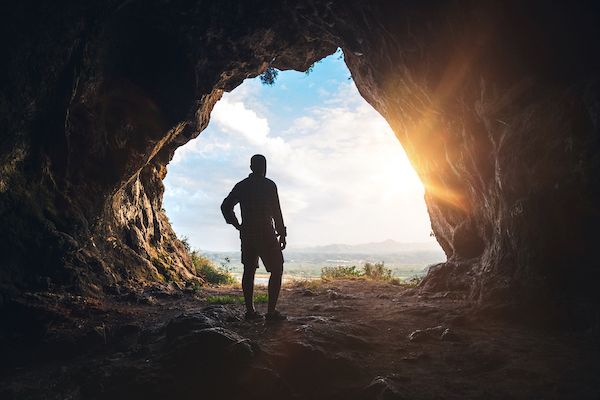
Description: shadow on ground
1,280,599,399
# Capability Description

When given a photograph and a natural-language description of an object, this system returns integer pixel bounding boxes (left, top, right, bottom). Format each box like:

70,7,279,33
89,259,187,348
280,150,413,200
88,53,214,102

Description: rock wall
0,0,337,298
343,1,600,321
1,0,599,321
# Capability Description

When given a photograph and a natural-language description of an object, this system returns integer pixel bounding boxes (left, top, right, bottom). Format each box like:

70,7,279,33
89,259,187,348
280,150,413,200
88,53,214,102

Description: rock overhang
1,0,599,324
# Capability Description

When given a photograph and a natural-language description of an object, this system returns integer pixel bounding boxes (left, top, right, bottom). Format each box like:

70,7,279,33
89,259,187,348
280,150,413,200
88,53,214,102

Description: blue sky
163,49,437,251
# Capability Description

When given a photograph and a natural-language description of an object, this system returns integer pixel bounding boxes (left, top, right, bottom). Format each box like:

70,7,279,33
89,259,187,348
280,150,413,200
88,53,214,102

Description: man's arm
221,184,241,230
272,183,286,249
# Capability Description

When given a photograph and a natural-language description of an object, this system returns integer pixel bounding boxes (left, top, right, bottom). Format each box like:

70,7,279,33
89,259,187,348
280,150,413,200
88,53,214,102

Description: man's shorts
241,233,284,273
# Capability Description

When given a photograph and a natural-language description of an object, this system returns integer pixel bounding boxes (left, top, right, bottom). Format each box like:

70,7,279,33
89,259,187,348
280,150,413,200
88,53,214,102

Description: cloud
212,99,270,145
171,140,231,165
163,69,434,251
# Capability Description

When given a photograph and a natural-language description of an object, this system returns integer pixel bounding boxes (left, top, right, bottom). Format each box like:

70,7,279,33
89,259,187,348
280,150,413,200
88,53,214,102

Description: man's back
221,154,287,322
221,173,285,240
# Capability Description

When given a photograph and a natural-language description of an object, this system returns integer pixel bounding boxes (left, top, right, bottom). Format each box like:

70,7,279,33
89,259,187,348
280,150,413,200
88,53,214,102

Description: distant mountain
288,239,442,254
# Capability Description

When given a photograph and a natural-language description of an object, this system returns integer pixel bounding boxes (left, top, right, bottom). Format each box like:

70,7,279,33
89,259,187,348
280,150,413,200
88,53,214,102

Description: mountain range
287,239,443,254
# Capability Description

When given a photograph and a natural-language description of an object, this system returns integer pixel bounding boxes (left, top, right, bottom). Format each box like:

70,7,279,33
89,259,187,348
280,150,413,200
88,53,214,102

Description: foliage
205,294,268,304
191,250,236,285
259,67,279,85
363,262,392,280
321,265,363,280
190,281,202,292
321,262,400,283
304,59,322,75
180,236,191,252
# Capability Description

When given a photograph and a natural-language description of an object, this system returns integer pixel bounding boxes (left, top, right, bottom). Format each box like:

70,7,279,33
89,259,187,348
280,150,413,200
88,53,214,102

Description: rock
144,285,182,299
110,323,142,351
293,315,335,324
201,305,243,323
440,328,460,342
2,0,600,323
327,289,342,300
407,330,429,343
302,289,317,296
401,352,426,363
362,376,404,400
408,326,460,342
425,291,466,300
407,326,446,342
165,312,216,341
114,323,142,339
327,289,355,300
271,341,360,388
164,327,255,373
234,367,297,400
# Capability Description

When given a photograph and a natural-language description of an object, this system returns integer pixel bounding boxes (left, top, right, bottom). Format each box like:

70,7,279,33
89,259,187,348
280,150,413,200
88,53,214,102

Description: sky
163,49,438,251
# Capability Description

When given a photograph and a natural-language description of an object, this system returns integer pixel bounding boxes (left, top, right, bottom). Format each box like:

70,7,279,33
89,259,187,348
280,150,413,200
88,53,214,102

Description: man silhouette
221,154,287,321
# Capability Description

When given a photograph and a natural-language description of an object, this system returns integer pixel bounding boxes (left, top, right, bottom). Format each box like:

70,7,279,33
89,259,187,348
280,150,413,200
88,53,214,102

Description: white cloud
212,99,270,145
171,139,231,164
164,73,434,251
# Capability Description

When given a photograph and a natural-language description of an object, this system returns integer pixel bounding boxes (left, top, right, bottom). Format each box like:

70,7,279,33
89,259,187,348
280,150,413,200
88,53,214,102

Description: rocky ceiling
1,0,599,323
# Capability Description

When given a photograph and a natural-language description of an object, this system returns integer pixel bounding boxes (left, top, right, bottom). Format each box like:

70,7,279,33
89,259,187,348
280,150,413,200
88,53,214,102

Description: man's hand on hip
279,236,286,250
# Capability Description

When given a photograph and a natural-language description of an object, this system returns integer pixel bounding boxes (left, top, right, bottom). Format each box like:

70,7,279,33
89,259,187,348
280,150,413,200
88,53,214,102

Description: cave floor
1,280,599,399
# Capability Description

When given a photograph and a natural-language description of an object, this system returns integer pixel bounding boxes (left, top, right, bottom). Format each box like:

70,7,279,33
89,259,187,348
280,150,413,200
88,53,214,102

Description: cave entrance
163,49,444,281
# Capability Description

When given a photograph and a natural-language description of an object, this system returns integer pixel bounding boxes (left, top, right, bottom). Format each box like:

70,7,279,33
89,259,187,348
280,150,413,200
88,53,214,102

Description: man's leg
242,265,257,313
267,264,283,314
263,237,286,320
241,239,259,315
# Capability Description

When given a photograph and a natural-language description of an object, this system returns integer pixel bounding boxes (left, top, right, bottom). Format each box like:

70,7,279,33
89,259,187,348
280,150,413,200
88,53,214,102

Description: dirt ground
1,279,599,399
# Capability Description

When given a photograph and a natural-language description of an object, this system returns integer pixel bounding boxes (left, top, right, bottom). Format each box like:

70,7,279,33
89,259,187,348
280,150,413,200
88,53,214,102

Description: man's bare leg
242,266,256,313
267,268,282,314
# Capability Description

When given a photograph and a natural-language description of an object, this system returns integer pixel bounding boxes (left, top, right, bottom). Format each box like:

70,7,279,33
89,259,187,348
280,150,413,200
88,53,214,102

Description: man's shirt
221,173,286,242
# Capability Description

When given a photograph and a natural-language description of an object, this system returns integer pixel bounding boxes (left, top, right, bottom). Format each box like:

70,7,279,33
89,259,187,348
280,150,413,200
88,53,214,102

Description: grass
285,278,321,291
191,250,236,286
321,262,424,287
205,293,268,304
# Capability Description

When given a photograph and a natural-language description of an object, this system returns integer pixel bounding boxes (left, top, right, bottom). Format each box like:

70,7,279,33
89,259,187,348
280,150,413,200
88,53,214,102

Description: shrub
321,265,363,280
191,251,236,285
180,236,191,252
259,67,278,85
363,262,392,280
321,262,397,283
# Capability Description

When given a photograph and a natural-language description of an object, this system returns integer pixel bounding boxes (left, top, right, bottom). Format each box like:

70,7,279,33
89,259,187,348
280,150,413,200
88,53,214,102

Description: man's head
250,154,267,176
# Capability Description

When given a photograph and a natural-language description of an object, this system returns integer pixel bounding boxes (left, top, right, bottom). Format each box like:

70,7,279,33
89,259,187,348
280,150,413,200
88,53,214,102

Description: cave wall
341,1,600,319
0,0,337,297
1,0,599,319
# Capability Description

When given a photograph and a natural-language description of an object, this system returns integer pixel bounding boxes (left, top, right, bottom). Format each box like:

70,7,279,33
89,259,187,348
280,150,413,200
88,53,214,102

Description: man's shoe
244,310,264,321
265,310,287,322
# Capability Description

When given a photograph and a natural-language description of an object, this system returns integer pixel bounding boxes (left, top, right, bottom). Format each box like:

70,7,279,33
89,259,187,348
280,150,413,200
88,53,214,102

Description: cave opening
163,49,445,281
0,0,597,321
2,1,600,398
